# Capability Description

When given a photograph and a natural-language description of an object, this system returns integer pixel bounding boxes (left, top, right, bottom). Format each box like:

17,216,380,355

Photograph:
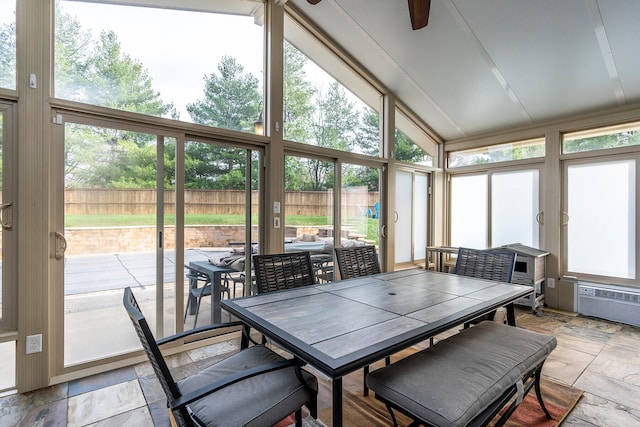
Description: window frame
561,153,640,286
447,162,544,250
0,101,17,336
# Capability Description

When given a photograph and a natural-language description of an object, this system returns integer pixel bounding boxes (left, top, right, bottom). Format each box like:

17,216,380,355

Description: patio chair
184,265,230,328
123,287,318,427
223,271,246,298
453,247,516,282
253,252,315,294
334,245,380,280
453,247,516,325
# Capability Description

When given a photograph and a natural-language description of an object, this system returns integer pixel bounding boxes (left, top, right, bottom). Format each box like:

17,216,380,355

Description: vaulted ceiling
289,0,640,141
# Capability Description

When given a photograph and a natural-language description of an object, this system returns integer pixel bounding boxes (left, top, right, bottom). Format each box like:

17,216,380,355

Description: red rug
488,377,583,427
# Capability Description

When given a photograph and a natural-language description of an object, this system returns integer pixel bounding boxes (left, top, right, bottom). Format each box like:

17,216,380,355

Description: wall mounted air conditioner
576,282,640,327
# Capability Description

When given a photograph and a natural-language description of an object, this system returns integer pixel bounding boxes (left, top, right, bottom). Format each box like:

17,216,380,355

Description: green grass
65,214,336,227
65,214,379,243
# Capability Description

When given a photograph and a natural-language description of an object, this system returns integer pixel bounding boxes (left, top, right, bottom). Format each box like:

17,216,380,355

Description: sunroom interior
1,0,639,424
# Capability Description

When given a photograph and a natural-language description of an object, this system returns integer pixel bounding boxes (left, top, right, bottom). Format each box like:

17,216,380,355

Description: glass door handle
54,231,67,259
536,211,544,225
0,202,12,230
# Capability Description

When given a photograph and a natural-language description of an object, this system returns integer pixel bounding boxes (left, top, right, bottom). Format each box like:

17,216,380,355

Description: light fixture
254,112,264,136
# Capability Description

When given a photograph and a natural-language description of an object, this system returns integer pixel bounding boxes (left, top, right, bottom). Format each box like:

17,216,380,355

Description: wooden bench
366,321,557,427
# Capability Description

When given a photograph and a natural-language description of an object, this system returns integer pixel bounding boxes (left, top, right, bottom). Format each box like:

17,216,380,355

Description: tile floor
1,308,639,426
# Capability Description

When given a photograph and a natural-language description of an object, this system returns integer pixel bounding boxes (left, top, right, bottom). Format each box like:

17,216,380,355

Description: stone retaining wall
64,225,259,255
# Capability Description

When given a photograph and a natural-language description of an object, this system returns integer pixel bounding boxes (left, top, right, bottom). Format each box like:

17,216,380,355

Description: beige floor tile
608,324,640,351
583,344,640,387
566,392,640,427
575,370,640,410
554,332,605,356
543,344,595,385
86,406,154,427
67,380,146,427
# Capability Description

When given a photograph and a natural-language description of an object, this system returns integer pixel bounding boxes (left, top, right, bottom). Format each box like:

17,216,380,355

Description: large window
55,1,264,133
564,158,636,280
0,0,16,90
448,137,545,168
450,168,541,249
284,154,334,281
564,121,640,154
284,16,382,156
62,121,177,365
450,174,488,248
341,163,380,246
395,109,435,166
0,102,16,391
492,170,540,248
395,170,428,267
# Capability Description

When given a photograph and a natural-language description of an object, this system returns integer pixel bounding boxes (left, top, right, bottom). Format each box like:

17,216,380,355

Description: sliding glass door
60,118,177,366
395,170,428,268
450,167,541,249
0,102,17,390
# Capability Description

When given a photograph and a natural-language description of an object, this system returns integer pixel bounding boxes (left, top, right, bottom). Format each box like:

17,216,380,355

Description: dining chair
184,265,230,328
123,287,318,427
334,245,380,280
252,252,315,294
453,247,516,283
453,247,516,325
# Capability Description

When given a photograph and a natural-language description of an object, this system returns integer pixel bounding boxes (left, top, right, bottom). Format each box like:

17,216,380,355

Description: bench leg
534,365,553,419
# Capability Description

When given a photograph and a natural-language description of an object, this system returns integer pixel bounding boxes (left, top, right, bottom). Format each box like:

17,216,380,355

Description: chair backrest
252,252,315,293
335,245,381,279
453,247,516,283
123,287,189,426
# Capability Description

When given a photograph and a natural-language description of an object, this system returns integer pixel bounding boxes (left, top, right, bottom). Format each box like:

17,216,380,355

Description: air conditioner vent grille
577,283,640,327
590,288,640,304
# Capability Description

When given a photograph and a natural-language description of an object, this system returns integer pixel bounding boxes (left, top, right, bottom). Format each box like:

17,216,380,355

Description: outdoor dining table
221,268,533,427
188,260,236,324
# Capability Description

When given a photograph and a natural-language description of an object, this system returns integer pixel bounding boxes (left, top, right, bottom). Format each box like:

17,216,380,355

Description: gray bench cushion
366,321,557,427
178,345,317,427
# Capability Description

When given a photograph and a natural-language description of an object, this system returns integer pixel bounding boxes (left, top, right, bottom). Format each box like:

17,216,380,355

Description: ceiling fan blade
307,0,322,4
408,0,430,30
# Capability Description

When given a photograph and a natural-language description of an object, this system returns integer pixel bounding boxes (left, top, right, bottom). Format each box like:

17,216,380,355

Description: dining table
221,268,534,427
187,260,236,324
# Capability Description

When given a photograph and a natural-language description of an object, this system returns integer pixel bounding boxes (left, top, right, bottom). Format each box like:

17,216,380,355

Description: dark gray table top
222,269,532,378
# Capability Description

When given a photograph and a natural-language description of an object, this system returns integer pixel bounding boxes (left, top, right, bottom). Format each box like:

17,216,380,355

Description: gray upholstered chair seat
366,321,557,427
179,345,318,427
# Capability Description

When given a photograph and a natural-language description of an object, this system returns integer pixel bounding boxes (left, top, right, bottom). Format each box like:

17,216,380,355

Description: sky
0,0,369,126
59,1,265,121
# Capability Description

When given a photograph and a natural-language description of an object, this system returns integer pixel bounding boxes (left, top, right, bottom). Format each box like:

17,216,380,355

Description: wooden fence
64,189,379,217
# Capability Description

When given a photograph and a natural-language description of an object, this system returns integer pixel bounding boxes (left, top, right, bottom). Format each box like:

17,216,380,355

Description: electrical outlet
26,334,42,354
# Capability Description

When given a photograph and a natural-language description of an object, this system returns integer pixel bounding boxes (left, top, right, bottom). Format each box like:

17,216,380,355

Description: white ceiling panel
289,0,640,141
598,0,640,104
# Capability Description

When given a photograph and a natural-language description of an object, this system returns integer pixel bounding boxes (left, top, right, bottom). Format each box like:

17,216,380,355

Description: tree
357,109,381,156
187,55,261,133
183,56,263,190
313,81,359,150
55,9,176,188
395,130,431,164
54,10,93,101
87,31,174,116
0,18,15,89
564,132,640,153
283,41,315,142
